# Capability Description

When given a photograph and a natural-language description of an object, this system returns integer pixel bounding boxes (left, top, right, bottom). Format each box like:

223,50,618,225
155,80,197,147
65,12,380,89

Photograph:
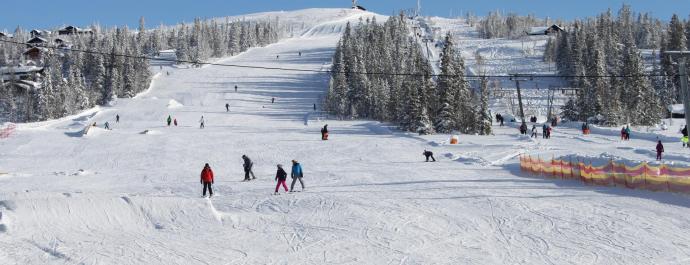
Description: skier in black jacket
423,150,436,162
242,155,256,181
274,164,288,194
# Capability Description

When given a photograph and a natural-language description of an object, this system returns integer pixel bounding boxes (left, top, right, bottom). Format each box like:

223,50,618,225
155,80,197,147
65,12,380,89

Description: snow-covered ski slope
2,8,690,265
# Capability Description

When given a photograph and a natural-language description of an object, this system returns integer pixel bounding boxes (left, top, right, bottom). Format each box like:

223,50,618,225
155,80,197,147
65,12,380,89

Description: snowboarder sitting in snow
274,164,288,195
290,160,305,192
321,124,329,140
423,150,436,162
242,155,256,181
656,140,664,161
200,163,214,197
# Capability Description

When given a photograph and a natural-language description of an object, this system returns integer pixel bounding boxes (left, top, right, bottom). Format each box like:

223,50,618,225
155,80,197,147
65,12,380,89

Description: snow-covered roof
669,104,685,114
27,37,48,43
0,66,44,75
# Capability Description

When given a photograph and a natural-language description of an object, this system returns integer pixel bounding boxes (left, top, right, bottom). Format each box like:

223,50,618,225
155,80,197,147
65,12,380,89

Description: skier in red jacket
200,163,214,197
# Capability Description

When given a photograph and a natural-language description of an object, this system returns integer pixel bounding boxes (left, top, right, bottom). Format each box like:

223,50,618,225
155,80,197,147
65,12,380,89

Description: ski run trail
2,8,690,265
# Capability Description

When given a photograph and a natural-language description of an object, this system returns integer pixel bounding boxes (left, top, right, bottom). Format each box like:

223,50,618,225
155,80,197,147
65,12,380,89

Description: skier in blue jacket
290,160,305,192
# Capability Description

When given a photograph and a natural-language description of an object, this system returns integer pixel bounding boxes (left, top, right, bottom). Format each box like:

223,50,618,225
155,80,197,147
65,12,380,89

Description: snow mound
445,152,490,166
83,127,108,137
167,99,183,109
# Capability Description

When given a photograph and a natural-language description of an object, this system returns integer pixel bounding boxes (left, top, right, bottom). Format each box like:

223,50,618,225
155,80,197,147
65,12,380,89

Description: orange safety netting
519,155,690,194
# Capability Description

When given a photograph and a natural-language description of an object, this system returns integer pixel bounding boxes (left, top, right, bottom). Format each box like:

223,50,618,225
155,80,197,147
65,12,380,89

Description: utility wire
0,38,681,79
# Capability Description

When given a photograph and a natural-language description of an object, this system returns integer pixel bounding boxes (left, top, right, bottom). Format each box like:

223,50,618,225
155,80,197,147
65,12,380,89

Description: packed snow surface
1,8,690,265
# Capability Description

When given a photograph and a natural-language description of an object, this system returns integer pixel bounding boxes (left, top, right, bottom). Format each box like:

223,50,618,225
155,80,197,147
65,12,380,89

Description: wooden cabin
26,37,48,47
58,26,93,35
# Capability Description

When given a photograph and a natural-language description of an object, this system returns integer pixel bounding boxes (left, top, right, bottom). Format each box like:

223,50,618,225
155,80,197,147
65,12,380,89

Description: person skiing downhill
274,164,288,195
290,160,305,192
167,115,172,126
656,140,665,161
321,124,329,140
226,103,230,112
199,116,205,129
272,97,275,104
200,163,214,197
104,121,110,130
242,155,256,181
423,150,436,162
116,114,120,123
531,125,538,138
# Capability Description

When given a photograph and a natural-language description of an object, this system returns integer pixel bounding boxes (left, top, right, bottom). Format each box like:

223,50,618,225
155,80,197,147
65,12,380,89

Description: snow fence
519,155,690,194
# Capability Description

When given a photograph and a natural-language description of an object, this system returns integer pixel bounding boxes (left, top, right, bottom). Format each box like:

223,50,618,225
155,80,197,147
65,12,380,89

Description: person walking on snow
199,116,205,129
542,124,548,139
625,126,631,140
116,114,120,123
235,85,238,92
167,115,172,126
321,124,329,140
290,160,305,192
104,121,110,130
226,103,230,112
242,155,256,181
656,140,665,160
200,163,214,197
423,150,436,162
274,164,288,194
531,125,538,138
271,97,275,104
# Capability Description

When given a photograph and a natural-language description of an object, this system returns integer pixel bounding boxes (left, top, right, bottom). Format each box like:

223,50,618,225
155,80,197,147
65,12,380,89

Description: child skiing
290,160,305,192
321,124,329,140
423,150,436,162
242,155,256,181
656,141,664,161
200,163,214,197
274,164,288,195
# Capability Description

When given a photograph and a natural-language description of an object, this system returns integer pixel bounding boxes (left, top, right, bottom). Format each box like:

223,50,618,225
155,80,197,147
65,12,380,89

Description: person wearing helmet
274,164,288,195
290,160,305,192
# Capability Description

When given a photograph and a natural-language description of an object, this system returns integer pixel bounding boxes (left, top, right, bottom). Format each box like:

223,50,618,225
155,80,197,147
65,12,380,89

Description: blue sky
2,0,688,30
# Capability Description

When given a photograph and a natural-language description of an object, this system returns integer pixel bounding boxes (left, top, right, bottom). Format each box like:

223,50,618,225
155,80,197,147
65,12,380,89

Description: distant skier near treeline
242,155,256,181
290,160,305,192
200,163,214,198
423,150,436,162
656,140,665,161
321,124,329,140
274,164,288,195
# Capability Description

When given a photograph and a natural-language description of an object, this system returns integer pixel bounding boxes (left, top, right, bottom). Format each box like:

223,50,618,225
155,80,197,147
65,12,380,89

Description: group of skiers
166,115,179,127
527,123,552,139
165,115,207,128
198,157,306,197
